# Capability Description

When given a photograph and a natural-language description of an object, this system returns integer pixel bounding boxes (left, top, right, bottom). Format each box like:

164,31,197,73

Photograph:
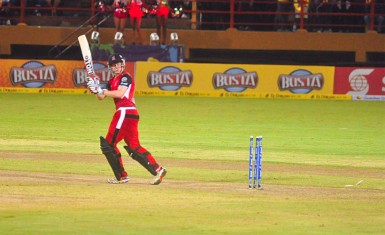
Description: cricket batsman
86,53,167,184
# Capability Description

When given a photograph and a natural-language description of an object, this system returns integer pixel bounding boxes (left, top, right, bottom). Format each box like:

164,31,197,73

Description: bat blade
78,35,95,76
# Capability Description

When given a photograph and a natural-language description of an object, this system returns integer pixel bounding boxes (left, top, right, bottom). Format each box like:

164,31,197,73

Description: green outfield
0,93,384,235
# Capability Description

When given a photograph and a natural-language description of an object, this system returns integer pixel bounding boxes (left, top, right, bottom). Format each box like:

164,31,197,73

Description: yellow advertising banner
0,59,135,91
0,59,88,88
0,87,88,94
135,62,349,100
0,59,350,100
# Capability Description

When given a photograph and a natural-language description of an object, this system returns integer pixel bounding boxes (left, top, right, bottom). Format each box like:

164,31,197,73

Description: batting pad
100,136,122,181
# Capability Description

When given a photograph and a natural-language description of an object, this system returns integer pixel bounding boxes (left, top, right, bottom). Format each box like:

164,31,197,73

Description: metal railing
0,0,383,33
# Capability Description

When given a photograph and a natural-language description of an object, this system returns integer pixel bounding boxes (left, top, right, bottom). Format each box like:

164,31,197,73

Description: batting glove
87,78,104,95
87,75,100,85
87,83,104,95
86,79,97,88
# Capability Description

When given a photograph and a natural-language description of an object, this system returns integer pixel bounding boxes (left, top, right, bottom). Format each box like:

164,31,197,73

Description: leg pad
100,136,122,181
124,146,157,176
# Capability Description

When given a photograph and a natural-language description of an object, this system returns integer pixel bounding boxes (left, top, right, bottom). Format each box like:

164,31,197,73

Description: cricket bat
78,35,95,76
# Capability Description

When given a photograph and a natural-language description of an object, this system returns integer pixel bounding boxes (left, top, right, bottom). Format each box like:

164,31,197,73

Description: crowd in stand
272,0,385,33
1,0,384,33
196,0,385,33
0,0,76,23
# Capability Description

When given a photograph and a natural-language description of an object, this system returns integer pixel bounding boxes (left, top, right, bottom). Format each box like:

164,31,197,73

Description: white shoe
107,176,129,184
150,168,167,185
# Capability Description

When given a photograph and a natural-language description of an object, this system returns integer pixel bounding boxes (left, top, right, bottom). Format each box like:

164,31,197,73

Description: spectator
235,0,256,31
257,0,277,31
113,0,129,43
332,0,363,32
28,0,48,16
274,0,294,31
15,0,55,16
128,0,144,44
196,0,208,29
181,0,191,19
0,0,12,25
45,0,60,16
293,0,309,31
309,0,334,32
212,1,229,30
308,0,321,32
197,0,228,30
156,0,169,44
350,0,366,32
364,0,385,33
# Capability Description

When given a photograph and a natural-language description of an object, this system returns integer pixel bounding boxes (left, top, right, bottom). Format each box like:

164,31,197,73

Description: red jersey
156,0,169,17
129,0,143,18
114,0,129,18
107,72,138,114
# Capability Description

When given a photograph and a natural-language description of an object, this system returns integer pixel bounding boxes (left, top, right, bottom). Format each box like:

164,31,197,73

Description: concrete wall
1,25,385,63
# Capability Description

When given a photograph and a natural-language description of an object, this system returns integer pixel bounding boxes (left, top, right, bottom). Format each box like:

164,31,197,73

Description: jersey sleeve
119,74,133,87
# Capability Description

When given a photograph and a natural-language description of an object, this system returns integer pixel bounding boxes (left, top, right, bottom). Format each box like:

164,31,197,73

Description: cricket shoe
150,168,167,185
107,176,129,184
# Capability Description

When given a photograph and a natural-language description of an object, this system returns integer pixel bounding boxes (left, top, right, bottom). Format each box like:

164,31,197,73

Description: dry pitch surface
1,152,384,200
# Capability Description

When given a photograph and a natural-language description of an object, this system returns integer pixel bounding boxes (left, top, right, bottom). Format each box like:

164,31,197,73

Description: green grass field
0,93,384,234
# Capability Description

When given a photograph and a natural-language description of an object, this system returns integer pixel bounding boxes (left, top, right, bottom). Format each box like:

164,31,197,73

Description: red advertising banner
0,59,135,89
334,67,385,98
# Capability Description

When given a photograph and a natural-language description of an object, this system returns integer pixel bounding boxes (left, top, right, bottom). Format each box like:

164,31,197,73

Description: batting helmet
108,53,125,66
